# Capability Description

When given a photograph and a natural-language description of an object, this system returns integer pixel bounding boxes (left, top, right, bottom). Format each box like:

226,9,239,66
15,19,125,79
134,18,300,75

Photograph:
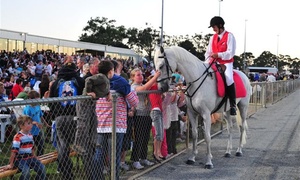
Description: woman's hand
154,70,161,79
87,92,96,98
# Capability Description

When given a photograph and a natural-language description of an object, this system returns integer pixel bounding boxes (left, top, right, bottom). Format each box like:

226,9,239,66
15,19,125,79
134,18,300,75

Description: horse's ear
160,46,164,53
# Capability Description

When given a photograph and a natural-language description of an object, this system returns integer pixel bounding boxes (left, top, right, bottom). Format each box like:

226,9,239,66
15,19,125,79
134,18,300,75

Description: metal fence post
111,91,117,180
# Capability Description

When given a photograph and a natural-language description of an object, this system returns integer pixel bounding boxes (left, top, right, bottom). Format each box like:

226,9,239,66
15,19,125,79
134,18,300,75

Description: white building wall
0,29,136,57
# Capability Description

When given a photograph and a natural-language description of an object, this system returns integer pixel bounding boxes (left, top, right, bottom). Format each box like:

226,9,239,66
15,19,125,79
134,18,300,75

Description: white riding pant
224,62,234,86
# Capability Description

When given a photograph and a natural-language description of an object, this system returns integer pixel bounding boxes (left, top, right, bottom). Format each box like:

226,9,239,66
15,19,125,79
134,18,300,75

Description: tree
79,17,128,48
164,35,180,47
239,52,255,70
127,27,160,60
192,33,212,54
253,51,277,67
233,55,243,70
178,40,196,54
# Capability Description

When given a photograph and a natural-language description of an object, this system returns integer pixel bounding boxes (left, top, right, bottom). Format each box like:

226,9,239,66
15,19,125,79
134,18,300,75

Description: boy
23,90,50,156
73,60,112,155
74,60,114,180
5,115,46,180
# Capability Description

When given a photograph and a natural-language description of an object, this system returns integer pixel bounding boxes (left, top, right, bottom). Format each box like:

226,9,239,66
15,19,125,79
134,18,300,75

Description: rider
205,16,237,115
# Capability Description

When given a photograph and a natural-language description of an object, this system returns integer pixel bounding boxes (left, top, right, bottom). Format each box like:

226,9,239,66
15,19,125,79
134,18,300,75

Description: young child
23,90,50,156
148,76,165,162
73,60,113,155
5,115,46,180
95,60,138,178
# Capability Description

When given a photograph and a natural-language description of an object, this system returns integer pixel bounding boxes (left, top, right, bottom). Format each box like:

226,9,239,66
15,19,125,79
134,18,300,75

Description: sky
0,0,299,58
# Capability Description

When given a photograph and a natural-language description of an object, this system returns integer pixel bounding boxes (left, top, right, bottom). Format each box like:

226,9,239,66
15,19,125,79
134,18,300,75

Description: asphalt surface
134,89,300,180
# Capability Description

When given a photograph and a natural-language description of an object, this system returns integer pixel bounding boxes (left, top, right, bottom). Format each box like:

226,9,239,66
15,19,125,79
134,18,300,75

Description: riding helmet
208,16,225,28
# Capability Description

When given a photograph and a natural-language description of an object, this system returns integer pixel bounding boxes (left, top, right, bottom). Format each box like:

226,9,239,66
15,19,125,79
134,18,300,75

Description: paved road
135,89,300,180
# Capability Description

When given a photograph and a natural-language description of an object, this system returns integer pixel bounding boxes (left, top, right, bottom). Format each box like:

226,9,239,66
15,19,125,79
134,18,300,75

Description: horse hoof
224,153,231,158
186,160,195,165
205,164,214,169
236,152,243,157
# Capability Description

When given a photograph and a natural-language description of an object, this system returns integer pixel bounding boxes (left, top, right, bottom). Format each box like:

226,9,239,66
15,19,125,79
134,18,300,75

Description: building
0,29,137,60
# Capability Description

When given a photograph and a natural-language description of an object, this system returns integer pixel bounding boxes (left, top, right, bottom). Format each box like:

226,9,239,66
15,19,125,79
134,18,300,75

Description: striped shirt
96,91,138,133
12,132,34,159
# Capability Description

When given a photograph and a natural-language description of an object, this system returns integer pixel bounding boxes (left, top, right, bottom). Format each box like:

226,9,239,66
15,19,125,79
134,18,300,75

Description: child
5,115,46,180
148,76,165,162
95,60,138,179
165,83,180,155
73,60,112,155
23,90,50,156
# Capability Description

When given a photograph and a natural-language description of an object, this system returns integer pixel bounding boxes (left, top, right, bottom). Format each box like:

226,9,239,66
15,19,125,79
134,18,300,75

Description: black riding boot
227,83,237,115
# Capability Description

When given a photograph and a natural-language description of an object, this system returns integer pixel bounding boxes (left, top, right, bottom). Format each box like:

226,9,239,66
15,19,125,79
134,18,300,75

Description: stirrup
230,107,237,116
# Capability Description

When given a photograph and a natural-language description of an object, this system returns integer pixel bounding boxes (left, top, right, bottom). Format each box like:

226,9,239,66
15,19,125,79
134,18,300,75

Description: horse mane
169,46,204,64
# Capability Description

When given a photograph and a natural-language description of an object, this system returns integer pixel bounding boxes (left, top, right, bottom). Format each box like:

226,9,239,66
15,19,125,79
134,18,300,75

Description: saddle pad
211,63,247,98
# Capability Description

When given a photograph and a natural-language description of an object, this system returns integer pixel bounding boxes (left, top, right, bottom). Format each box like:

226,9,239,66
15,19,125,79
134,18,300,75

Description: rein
184,58,216,98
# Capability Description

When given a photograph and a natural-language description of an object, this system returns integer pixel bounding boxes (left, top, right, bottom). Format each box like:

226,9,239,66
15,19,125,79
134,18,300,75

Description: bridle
157,46,216,97
156,46,174,83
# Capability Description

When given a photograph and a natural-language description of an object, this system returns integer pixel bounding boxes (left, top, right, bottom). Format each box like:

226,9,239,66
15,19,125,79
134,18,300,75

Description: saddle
210,62,247,98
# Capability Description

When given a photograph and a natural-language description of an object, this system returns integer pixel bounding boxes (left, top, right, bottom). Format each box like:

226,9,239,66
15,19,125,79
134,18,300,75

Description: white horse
154,46,252,169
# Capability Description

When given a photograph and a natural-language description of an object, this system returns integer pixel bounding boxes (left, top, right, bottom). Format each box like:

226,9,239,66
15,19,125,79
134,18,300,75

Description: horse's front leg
186,113,198,165
203,113,213,169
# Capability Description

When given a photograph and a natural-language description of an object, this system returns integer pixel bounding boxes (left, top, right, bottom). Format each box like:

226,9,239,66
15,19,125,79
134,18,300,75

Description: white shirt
267,75,276,82
27,65,36,76
205,30,236,62
46,64,53,76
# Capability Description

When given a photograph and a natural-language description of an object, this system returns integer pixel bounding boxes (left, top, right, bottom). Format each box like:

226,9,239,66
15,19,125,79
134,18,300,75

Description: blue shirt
0,93,9,113
0,93,8,102
23,105,43,136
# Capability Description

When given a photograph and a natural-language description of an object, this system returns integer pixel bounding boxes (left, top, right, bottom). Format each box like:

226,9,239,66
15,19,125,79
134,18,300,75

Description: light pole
160,0,164,46
219,0,223,16
243,19,247,71
276,35,279,70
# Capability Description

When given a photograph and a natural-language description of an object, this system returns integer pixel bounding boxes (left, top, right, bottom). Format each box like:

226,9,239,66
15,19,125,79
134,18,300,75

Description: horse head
154,46,176,92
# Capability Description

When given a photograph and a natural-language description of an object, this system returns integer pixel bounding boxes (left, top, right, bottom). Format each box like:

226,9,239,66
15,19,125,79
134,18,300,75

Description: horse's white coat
154,46,252,168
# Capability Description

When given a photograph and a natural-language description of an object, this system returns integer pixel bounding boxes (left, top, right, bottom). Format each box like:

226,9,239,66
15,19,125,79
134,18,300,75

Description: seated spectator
4,115,46,180
0,82,10,113
4,76,14,96
35,60,44,78
82,63,90,77
39,74,50,98
10,78,23,100
16,87,31,99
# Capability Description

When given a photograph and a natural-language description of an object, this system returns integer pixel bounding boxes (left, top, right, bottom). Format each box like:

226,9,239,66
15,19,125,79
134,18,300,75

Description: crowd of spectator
248,72,297,83
1,49,188,179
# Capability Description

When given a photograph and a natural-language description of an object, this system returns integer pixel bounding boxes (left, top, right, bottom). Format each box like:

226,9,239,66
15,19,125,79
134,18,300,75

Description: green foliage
253,51,277,67
127,27,160,60
79,17,128,48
